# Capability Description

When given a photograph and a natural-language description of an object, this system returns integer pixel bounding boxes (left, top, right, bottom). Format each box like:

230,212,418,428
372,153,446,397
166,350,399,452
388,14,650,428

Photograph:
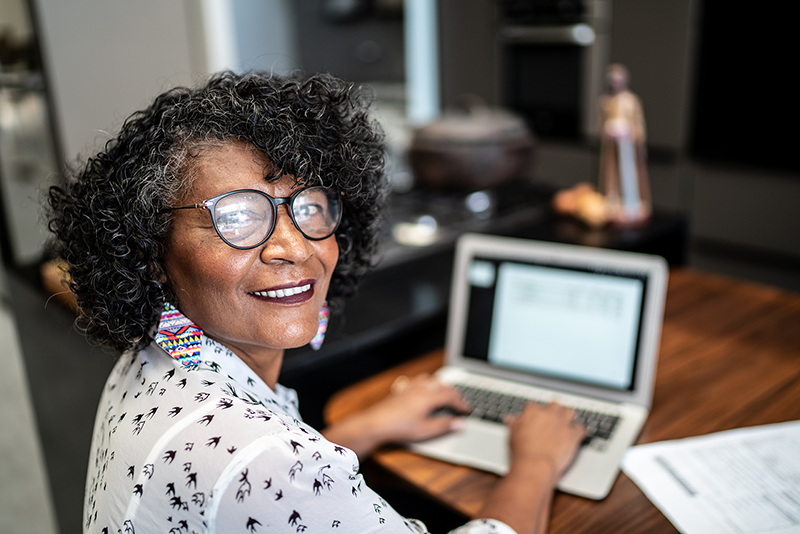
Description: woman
48,71,584,534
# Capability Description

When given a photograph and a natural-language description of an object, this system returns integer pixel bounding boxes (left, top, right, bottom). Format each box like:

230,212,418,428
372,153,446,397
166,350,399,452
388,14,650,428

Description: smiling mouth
250,283,312,300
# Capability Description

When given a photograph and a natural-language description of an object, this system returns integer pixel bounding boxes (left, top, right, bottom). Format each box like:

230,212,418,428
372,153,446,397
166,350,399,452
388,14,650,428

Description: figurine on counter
597,63,651,225
552,64,651,228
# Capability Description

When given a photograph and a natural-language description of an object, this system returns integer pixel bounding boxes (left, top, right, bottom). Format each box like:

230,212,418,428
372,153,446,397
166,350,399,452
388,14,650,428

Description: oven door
501,23,596,140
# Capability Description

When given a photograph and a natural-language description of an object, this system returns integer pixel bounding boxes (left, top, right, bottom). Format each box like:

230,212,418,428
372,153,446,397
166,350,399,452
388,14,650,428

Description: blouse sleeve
207,422,422,533
206,422,516,534
450,519,518,534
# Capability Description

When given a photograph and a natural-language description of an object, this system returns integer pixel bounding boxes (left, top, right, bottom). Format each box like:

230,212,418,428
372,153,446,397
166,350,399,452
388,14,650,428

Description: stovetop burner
378,180,553,268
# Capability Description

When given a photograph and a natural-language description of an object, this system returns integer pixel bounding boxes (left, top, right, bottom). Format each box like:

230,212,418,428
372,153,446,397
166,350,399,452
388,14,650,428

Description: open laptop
411,233,668,499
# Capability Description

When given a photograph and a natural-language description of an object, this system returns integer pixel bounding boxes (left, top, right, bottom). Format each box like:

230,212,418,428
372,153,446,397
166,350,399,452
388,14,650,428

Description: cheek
165,240,250,304
316,238,339,288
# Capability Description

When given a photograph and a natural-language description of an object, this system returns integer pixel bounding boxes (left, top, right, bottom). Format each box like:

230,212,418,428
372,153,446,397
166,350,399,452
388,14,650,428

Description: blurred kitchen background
1,1,797,533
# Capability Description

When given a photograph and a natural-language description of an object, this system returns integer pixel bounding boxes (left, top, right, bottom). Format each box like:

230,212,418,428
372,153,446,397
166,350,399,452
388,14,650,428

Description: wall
609,0,695,151
439,0,500,109
290,0,405,83
33,0,197,160
33,0,302,162
232,0,298,74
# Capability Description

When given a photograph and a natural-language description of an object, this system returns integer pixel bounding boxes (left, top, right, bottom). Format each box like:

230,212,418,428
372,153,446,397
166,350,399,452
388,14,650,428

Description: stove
378,180,553,268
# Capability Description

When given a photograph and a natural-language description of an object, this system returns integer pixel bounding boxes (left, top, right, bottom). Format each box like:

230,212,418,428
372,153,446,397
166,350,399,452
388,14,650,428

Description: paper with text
622,420,800,534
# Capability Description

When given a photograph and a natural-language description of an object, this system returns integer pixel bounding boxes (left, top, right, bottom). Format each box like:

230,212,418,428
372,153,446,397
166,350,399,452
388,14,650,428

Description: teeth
255,284,311,299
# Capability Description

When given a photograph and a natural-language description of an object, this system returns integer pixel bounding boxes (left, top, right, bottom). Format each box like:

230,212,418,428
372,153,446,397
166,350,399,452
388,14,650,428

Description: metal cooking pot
408,101,534,190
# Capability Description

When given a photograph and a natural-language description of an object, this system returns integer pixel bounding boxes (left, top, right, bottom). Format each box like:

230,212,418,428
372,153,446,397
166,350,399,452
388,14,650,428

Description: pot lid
413,97,533,144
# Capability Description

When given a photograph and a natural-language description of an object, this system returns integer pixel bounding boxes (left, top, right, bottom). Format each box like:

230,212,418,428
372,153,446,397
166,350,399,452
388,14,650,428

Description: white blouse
84,335,516,534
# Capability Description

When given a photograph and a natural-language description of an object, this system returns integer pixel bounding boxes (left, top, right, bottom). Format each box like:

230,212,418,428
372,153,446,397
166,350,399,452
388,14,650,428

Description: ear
150,258,169,285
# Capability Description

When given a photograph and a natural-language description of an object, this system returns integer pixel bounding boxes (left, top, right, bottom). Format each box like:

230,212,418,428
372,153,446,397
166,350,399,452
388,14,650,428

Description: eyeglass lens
212,187,340,248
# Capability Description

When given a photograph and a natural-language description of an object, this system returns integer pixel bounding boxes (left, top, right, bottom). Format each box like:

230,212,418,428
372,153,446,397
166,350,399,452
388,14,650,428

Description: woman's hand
372,373,472,443
476,402,586,534
322,373,470,458
506,402,586,477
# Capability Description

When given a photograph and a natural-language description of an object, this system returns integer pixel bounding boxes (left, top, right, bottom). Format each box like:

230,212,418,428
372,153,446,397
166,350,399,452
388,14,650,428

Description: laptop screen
462,257,648,391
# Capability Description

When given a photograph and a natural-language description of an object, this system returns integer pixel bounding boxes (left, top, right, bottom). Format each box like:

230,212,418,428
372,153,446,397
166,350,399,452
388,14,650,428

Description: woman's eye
216,210,263,240
294,203,324,221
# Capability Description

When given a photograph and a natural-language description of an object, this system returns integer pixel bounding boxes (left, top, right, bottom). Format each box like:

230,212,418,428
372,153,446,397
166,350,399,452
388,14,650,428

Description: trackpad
412,418,510,475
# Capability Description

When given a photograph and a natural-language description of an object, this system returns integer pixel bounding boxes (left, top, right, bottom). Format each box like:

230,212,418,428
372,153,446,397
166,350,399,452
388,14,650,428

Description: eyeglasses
166,186,343,249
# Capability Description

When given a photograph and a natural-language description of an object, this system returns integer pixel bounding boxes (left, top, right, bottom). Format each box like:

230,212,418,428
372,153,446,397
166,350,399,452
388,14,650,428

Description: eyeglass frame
164,185,343,250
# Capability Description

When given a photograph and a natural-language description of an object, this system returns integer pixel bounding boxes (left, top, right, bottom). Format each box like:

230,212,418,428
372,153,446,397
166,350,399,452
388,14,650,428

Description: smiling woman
48,72,384,355
162,144,340,387
46,71,584,534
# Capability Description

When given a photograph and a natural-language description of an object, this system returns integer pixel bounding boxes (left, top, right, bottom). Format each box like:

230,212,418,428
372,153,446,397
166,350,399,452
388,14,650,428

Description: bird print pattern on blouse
84,311,514,534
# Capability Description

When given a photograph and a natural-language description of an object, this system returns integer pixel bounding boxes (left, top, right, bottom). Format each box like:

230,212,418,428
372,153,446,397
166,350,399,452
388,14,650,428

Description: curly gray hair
47,71,387,353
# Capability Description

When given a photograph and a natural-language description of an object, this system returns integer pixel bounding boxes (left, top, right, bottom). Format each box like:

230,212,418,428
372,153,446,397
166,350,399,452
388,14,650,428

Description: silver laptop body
411,233,668,499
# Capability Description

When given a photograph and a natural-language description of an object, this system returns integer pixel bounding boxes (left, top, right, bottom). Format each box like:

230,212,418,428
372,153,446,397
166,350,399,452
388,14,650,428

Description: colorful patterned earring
155,302,203,369
310,301,329,351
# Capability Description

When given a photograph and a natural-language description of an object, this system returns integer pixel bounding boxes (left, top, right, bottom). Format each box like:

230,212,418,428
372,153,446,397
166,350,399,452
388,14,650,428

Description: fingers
390,373,433,395
507,401,587,444
356,374,466,444
506,401,587,475
509,400,581,423
390,375,410,395
540,403,586,437
391,374,470,413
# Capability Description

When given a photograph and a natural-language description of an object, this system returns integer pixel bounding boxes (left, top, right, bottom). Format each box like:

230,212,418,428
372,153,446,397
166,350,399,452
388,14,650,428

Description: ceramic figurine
597,64,651,225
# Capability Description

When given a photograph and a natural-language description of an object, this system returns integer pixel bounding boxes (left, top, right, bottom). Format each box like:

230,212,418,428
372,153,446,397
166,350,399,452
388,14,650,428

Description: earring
310,301,329,351
155,302,203,369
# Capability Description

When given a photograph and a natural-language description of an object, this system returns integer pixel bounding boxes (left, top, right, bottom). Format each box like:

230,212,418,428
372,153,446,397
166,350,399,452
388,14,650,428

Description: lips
249,281,314,304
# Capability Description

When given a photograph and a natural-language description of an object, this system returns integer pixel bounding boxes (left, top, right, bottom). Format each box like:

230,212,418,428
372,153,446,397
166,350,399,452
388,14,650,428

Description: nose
260,205,313,263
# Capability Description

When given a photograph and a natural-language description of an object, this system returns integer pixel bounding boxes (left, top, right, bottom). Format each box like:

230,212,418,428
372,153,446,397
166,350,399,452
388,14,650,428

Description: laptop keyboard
454,384,621,442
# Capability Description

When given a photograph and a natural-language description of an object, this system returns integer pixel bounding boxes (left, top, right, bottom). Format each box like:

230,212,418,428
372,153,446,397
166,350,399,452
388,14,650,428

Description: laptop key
455,384,621,442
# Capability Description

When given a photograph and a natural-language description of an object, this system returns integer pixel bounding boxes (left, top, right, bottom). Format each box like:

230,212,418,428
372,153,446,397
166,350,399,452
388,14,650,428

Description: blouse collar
191,335,300,419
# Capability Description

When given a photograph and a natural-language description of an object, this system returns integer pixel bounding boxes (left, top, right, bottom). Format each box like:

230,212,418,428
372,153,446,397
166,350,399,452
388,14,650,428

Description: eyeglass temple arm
164,203,209,212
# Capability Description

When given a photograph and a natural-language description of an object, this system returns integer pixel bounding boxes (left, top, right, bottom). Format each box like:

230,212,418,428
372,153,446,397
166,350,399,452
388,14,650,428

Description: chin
273,322,319,349
279,332,317,349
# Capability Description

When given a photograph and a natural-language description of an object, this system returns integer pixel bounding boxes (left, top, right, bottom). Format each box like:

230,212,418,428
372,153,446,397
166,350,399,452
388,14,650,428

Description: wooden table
325,268,800,533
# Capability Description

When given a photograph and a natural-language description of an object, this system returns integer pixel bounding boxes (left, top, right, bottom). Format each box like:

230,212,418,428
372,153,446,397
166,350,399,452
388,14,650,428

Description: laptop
411,233,668,499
